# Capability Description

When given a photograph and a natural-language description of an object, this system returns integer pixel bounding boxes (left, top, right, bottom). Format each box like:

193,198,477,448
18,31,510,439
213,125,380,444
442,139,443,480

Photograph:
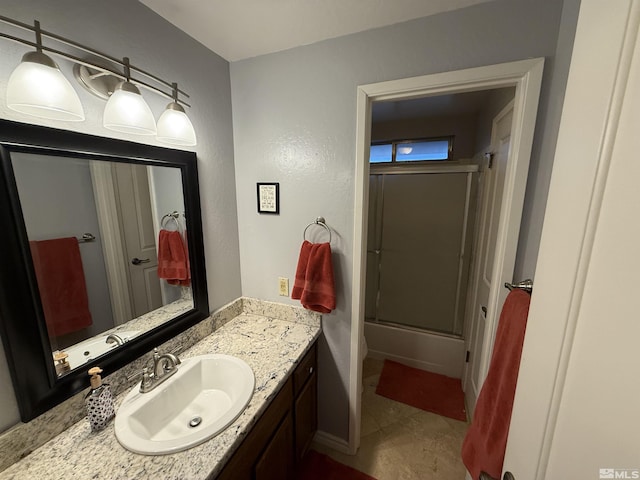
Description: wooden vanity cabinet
216,343,317,480
293,345,317,464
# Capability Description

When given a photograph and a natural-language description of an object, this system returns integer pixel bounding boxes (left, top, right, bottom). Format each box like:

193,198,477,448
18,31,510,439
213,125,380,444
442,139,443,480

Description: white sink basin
115,354,254,455
62,330,139,370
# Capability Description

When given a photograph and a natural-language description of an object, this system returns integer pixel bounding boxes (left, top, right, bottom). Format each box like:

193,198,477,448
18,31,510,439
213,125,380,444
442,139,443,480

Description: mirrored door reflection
11,152,193,375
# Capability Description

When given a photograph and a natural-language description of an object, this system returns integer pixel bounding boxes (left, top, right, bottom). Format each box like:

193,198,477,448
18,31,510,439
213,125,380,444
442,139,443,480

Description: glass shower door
366,172,476,336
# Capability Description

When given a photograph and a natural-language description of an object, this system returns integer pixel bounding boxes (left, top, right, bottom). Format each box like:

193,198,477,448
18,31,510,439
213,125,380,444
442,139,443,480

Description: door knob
131,257,150,265
504,473,515,480
481,306,487,317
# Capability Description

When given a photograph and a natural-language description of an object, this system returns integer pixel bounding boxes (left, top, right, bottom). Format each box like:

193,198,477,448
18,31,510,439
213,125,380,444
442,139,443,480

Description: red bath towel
29,237,93,337
461,289,531,480
292,241,336,313
292,240,312,300
157,229,190,286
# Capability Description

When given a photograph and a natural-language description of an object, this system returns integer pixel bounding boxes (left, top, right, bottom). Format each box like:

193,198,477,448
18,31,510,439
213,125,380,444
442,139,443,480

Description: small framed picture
257,182,280,214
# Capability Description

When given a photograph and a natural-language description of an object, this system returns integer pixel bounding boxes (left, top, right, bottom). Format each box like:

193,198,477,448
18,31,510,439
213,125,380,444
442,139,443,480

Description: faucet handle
140,367,153,391
127,367,154,393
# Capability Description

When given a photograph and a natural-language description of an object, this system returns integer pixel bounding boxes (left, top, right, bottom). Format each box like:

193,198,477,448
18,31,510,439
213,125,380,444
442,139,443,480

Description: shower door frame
366,164,479,337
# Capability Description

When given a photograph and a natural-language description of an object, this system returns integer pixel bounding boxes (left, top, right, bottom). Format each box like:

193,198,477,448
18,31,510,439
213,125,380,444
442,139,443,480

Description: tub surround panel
0,298,318,476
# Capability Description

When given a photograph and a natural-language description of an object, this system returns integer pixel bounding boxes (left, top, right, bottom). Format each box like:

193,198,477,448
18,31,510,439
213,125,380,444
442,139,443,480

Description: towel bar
78,233,95,243
504,279,533,294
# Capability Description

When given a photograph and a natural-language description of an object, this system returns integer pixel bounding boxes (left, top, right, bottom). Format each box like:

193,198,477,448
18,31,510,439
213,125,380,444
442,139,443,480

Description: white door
463,103,514,416
503,1,640,478
113,163,162,318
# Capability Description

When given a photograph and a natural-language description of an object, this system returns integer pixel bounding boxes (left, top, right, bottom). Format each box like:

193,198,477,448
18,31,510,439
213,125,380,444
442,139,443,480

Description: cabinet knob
309,367,314,375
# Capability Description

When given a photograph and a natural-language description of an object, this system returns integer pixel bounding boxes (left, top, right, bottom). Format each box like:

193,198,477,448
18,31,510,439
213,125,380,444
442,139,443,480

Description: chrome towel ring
161,211,181,230
303,217,332,243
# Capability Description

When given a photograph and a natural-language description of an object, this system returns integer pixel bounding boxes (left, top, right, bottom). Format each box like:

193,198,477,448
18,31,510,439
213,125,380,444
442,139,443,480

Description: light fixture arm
33,20,43,52
172,82,179,102
0,14,190,107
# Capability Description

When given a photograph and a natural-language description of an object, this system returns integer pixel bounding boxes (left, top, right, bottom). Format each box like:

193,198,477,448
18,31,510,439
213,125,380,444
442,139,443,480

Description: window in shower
369,136,453,163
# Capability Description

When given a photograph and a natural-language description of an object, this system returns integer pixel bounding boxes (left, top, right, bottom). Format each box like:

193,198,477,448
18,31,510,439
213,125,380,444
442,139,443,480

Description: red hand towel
29,237,93,337
461,289,531,480
292,241,312,300
157,229,189,285
300,242,336,314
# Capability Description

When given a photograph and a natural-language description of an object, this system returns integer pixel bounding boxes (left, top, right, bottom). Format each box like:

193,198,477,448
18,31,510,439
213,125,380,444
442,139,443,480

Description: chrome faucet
152,348,181,377
136,348,181,393
105,334,124,346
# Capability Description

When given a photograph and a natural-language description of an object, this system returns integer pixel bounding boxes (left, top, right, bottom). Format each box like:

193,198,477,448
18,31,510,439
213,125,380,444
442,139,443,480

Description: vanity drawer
293,344,317,397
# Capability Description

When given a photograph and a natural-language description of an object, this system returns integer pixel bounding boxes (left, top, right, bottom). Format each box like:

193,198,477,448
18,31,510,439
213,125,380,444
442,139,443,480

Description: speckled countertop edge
0,311,321,480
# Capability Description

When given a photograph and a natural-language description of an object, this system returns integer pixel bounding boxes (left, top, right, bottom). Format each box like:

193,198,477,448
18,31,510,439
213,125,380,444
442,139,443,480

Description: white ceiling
139,0,494,62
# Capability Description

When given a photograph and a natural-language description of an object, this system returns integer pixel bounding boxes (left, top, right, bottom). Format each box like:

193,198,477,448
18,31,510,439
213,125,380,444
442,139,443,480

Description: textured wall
230,0,579,440
0,0,241,431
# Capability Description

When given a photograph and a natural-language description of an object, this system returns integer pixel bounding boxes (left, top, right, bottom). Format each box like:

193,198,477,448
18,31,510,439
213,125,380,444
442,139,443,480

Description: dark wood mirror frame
0,119,209,421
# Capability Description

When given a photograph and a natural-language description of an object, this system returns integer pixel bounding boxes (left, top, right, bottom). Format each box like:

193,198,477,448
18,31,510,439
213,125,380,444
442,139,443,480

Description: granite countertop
0,312,321,480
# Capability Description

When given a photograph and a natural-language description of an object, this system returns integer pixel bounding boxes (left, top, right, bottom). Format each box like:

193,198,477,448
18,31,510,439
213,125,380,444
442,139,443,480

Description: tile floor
312,357,469,480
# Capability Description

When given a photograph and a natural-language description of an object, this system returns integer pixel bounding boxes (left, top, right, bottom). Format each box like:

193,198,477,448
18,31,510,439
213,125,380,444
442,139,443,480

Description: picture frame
257,182,280,214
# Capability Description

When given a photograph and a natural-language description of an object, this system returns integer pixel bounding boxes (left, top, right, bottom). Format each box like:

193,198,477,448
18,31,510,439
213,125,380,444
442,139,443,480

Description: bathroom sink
62,330,139,370
115,354,255,455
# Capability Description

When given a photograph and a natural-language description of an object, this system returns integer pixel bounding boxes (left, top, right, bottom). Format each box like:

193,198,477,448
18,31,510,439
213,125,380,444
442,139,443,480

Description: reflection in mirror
11,153,194,376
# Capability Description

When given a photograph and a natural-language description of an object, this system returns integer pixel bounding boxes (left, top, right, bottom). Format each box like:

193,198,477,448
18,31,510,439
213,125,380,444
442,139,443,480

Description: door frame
349,58,545,453
90,162,133,326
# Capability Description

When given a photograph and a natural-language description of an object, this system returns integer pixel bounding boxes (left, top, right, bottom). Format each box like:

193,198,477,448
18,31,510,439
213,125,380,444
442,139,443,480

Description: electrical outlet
278,277,289,296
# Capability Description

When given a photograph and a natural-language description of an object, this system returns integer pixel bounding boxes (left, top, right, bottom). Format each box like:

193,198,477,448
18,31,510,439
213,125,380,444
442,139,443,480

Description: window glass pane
396,140,450,161
370,143,392,163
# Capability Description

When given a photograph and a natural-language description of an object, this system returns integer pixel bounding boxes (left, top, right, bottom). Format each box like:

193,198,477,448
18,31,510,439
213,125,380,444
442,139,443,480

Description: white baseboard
312,430,352,455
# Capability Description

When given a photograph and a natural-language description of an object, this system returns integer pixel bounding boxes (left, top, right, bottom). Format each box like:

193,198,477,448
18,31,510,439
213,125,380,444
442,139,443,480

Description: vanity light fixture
6,20,84,122
156,83,197,146
103,58,156,135
0,15,196,145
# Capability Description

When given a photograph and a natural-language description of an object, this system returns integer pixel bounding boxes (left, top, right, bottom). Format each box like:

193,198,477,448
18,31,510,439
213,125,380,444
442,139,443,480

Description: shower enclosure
364,166,478,376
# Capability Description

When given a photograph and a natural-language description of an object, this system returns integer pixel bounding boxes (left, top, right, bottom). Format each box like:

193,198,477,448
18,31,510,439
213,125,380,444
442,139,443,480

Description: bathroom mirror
0,119,209,421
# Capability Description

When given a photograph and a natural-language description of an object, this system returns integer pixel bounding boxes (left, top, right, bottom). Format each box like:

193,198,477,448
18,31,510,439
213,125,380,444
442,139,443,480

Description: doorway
348,59,545,454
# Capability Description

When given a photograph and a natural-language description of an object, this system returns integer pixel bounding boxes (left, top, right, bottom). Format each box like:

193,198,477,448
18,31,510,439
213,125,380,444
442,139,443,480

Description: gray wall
0,0,240,431
230,0,579,440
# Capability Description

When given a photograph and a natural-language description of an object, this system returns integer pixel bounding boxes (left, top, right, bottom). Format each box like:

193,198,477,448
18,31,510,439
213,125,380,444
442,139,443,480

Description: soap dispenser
53,351,70,377
85,366,115,432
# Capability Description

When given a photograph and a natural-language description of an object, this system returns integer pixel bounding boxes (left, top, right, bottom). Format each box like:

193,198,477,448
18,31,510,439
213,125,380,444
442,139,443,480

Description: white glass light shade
103,81,156,135
6,52,85,122
156,102,197,146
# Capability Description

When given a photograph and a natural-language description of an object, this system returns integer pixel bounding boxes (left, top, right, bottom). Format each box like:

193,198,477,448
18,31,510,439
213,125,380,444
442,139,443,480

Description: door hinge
465,350,470,363
485,152,494,169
